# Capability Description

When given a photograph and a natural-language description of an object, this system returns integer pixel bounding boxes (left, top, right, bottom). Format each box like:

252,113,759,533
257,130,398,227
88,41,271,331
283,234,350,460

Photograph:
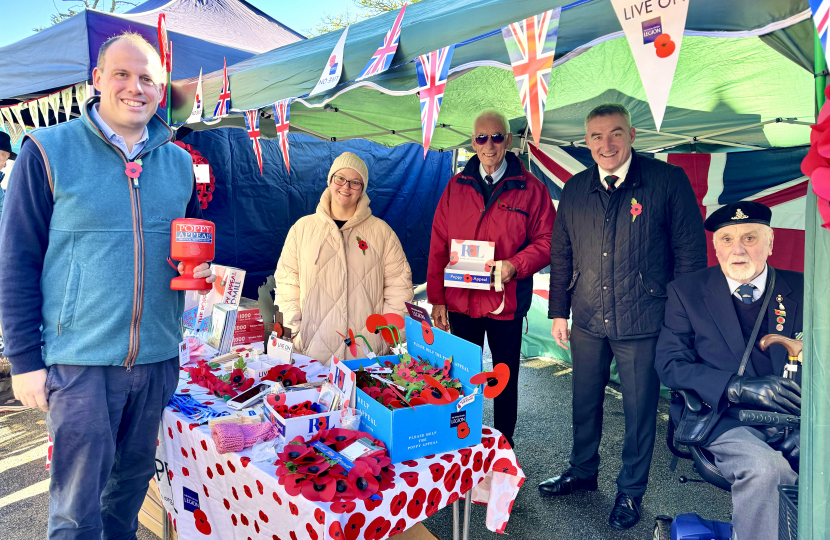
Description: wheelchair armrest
675,389,703,413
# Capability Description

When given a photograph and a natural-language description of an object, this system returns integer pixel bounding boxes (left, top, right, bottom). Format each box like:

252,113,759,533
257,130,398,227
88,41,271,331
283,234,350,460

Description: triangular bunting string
310,26,349,96
74,83,88,108
11,104,27,133
38,98,51,127
357,2,407,81
213,58,230,119
47,93,61,124
501,8,560,148
415,45,455,158
61,87,74,122
243,109,264,176
187,68,204,124
272,98,293,174
28,100,40,129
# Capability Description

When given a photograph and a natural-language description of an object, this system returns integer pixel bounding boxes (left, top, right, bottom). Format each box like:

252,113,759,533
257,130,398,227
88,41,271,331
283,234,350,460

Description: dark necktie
605,175,619,192
736,283,757,304
485,175,494,186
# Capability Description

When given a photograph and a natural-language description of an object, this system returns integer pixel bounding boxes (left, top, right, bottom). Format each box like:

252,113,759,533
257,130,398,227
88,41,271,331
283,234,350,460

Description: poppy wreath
275,429,395,502
800,84,830,230
355,354,463,410
173,141,216,210
262,364,308,387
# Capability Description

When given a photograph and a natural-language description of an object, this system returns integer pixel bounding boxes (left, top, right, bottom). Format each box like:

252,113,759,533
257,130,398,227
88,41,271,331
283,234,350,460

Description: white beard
726,255,759,282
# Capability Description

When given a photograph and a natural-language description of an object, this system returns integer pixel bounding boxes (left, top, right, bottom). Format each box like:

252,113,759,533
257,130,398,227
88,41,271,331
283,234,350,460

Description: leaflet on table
206,303,238,354
444,239,495,290
342,316,484,462
182,266,248,331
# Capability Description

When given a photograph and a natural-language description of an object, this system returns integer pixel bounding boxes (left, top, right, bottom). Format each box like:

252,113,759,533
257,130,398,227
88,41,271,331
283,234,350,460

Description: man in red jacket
427,110,555,448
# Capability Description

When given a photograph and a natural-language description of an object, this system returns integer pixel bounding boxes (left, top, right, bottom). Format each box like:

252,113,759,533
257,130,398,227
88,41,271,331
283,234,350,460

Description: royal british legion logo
642,17,662,45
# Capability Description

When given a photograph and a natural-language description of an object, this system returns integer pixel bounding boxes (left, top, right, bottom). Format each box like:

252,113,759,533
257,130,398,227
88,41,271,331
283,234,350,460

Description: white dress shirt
725,264,768,302
598,153,632,190
479,157,508,185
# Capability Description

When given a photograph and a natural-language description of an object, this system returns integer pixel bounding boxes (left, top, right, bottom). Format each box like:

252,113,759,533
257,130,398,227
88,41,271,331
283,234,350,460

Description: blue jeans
45,358,179,540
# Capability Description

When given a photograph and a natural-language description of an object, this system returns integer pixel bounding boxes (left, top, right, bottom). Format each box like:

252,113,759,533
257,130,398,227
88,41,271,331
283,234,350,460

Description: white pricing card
178,339,191,366
194,163,210,184
268,331,294,363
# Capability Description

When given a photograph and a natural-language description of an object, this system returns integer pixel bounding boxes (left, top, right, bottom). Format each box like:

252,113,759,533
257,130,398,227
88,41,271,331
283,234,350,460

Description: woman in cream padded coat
275,152,413,365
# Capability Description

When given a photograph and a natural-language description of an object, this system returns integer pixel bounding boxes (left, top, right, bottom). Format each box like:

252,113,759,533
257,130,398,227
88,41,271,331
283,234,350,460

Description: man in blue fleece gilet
0,33,214,539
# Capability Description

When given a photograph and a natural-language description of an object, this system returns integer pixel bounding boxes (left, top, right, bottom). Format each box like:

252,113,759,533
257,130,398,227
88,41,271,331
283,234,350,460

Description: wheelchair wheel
653,516,673,540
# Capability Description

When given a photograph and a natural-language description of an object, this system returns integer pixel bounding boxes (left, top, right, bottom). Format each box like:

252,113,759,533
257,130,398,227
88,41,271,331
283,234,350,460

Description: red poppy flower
229,368,246,386
407,488,426,519
223,498,230,510
124,162,143,179
202,484,209,498
243,485,252,498
231,514,237,526
255,521,261,534
401,460,418,467
306,523,319,540
457,421,471,439
182,467,190,476
492,457,518,475
348,462,379,500
470,362,510,399
449,251,459,265
498,434,512,450
344,513,366,540
468,245,478,257
482,436,496,450
311,508,324,525
298,461,331,477
459,448,473,466
389,518,407,537
205,466,213,479
259,510,269,523
284,474,307,497
654,33,676,58
497,200,508,210
330,522,345,540
390,492,407,516
357,239,368,252
429,463,445,482
422,375,453,405
278,444,313,464
302,472,338,502
440,454,455,463
272,491,282,505
365,517,391,540
240,513,249,526
244,458,253,470
364,496,383,512
167,470,174,482
483,449,496,473
330,501,356,514
177,421,182,433
463,274,472,283
192,508,211,535
227,460,236,473
447,492,460,505
444,463,461,491
200,440,208,451
216,463,225,475
425,488,442,517
400,472,419,488
472,451,484,472
290,532,298,540
289,501,299,516
631,203,643,216
421,321,435,344
459,468,474,493
232,487,238,500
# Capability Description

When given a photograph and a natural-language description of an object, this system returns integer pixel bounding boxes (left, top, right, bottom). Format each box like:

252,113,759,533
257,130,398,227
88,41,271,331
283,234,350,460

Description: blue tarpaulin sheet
182,129,453,299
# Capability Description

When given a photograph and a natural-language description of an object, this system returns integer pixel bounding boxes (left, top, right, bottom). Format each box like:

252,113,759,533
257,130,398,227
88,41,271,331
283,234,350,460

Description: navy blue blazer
655,265,803,445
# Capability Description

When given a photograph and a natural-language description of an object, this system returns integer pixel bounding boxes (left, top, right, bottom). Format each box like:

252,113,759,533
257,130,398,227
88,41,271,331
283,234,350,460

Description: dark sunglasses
474,133,506,145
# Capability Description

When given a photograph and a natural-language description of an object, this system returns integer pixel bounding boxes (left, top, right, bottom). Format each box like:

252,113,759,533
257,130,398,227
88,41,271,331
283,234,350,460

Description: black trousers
448,312,523,445
568,325,660,497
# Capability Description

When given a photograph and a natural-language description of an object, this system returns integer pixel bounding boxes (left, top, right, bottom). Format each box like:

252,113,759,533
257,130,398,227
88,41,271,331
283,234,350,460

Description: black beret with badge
704,201,772,232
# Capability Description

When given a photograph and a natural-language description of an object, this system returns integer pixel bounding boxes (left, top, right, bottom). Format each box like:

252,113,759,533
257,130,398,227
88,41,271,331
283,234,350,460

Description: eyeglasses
474,133,506,145
331,174,364,190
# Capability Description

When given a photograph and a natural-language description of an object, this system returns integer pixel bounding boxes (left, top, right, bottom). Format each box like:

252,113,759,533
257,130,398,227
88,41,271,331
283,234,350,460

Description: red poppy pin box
263,359,358,442
342,316,484,462
444,239,496,290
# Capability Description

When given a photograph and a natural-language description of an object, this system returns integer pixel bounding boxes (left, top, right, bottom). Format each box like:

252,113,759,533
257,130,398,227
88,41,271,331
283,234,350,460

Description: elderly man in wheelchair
654,201,801,540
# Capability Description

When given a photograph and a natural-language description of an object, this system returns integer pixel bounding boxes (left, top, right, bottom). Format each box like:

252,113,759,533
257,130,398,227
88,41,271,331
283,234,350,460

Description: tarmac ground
0,353,732,540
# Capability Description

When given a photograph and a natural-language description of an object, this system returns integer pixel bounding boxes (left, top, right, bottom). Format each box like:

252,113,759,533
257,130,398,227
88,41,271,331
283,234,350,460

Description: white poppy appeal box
443,239,495,290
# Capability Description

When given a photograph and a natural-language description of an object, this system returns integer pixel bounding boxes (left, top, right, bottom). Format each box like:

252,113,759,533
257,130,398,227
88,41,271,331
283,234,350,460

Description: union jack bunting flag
501,8,561,147
811,0,830,54
415,45,454,158
273,98,293,174
213,58,231,118
244,109,263,175
356,3,408,81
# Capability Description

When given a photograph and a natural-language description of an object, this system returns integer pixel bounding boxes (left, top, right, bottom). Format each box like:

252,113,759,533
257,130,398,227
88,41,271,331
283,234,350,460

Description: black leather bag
673,269,776,446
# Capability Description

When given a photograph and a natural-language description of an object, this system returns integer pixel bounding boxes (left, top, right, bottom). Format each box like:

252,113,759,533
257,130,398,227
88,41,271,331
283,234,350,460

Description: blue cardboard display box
341,316,483,462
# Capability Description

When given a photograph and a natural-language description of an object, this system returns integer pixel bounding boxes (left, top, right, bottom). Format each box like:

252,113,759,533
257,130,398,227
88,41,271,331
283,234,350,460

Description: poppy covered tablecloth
155,359,525,539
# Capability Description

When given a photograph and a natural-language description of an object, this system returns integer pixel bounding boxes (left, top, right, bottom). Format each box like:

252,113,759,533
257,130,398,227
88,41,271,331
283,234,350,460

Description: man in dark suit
655,201,800,540
543,103,707,529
